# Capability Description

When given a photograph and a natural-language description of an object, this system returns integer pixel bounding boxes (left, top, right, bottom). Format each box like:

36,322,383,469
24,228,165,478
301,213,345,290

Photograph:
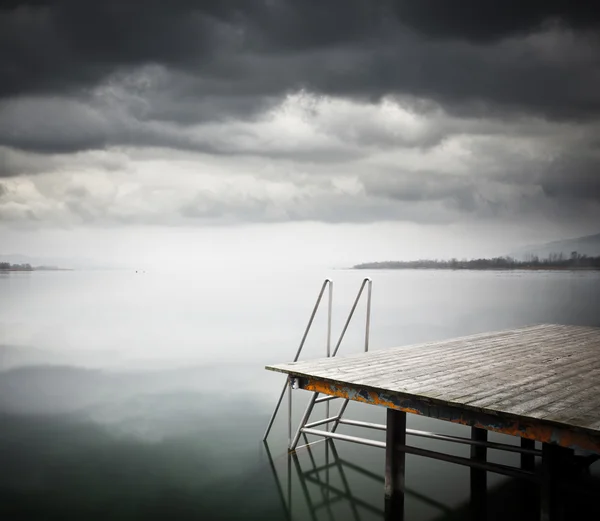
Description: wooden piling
521,438,536,471
541,443,561,521
470,427,487,518
385,409,406,518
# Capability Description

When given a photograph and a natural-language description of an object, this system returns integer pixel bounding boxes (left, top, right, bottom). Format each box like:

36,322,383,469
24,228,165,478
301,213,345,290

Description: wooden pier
266,324,600,520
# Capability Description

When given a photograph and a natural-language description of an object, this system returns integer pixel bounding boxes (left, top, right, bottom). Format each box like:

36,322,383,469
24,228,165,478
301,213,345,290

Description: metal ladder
263,278,543,481
263,277,373,451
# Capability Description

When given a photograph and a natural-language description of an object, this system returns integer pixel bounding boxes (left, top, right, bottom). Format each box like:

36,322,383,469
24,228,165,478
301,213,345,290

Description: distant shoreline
0,269,73,272
0,265,72,272
353,254,600,271
353,266,600,271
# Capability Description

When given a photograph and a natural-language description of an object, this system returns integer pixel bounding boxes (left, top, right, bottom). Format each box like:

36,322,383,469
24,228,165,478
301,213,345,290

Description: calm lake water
1,268,600,520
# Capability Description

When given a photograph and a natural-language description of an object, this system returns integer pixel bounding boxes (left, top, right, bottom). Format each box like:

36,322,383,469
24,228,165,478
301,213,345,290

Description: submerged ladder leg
328,440,361,521
288,376,294,450
263,441,292,521
384,408,406,519
291,453,319,521
303,434,335,515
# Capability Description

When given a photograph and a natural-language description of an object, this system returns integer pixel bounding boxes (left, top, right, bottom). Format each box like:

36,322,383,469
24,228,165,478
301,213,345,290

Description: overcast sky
1,1,599,268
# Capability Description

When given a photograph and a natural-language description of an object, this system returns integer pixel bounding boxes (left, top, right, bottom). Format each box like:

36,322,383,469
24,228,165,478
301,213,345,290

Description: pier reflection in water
263,437,600,521
264,437,462,521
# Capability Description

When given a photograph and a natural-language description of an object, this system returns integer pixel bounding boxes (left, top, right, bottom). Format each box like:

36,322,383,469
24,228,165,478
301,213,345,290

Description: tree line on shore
0,262,34,271
354,252,600,270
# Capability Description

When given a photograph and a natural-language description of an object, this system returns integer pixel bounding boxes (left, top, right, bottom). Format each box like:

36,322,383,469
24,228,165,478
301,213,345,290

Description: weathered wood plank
266,324,600,444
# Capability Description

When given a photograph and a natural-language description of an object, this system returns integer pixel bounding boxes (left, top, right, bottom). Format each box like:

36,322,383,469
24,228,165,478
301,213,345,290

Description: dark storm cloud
1,0,600,227
391,1,600,42
0,97,109,154
1,0,599,129
0,0,231,99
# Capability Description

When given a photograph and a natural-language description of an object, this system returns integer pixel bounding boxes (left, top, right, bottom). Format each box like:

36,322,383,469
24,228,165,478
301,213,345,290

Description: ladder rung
301,427,386,449
337,418,385,430
315,395,339,403
304,416,339,429
295,438,327,451
337,419,540,455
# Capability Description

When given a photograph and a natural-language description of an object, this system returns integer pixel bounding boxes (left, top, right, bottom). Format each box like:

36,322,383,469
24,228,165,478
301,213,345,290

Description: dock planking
267,324,600,453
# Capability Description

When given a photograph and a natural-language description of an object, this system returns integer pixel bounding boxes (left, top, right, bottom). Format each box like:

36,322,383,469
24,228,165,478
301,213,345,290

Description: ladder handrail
332,277,372,357
263,278,333,441
290,278,372,449
263,277,373,443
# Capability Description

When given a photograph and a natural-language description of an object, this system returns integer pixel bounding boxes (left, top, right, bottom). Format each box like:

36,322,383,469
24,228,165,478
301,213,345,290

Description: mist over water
1,268,600,520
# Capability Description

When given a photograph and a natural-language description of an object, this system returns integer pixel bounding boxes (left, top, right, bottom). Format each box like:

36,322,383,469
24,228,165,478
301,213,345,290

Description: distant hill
509,232,600,260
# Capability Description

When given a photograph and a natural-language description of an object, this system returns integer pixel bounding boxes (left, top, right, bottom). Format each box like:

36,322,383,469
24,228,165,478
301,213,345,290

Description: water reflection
3,270,600,521
264,437,463,521
0,365,283,521
266,438,384,520
264,437,600,521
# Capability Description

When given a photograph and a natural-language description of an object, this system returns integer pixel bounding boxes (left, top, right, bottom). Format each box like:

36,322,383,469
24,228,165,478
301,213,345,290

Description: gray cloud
0,1,599,229
0,145,130,178
390,1,600,42
0,97,109,154
0,1,599,146
542,153,600,200
364,170,477,206
1,139,598,228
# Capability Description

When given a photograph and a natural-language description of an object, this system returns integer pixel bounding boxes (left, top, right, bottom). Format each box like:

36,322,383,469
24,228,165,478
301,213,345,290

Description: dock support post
521,438,536,471
385,408,406,519
540,443,564,521
470,427,487,519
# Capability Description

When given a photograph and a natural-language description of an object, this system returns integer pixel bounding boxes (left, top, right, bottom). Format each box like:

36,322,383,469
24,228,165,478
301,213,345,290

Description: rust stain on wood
301,376,600,453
